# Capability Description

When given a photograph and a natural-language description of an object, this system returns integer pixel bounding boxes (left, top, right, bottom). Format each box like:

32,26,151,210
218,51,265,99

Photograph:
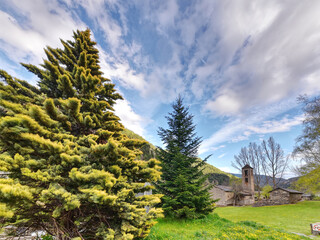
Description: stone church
209,164,255,206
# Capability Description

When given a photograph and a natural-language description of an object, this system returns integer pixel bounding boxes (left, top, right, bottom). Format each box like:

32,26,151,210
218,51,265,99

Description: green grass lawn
216,200,320,237
145,213,311,240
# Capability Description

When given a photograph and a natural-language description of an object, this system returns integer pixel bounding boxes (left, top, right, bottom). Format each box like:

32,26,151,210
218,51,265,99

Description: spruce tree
156,96,214,219
0,29,162,239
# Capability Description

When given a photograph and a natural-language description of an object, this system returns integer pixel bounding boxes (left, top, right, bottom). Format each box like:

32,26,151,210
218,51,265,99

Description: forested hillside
122,128,157,160
123,128,236,185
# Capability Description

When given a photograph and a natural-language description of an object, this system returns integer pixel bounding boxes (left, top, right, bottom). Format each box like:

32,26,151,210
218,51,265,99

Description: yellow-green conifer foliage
0,29,162,239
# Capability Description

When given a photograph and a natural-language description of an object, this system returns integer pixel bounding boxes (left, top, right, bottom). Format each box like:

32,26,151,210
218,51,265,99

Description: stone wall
270,189,290,203
239,195,254,206
253,199,287,207
253,190,302,207
225,192,234,205
289,193,302,203
209,187,234,206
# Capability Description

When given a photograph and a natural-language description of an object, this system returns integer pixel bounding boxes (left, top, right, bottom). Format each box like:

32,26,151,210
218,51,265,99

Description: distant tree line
207,173,230,185
293,95,320,194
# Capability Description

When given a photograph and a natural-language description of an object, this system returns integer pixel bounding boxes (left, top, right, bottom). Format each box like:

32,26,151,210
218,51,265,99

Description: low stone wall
252,199,288,207
238,195,254,206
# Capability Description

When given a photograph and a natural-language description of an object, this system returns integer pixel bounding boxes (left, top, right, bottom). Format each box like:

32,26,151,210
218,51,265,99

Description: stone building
242,164,254,194
302,193,312,201
210,165,255,206
269,187,303,204
209,185,235,206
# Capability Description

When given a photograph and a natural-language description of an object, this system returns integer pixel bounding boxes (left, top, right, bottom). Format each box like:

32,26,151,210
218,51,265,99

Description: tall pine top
158,96,201,157
156,96,214,219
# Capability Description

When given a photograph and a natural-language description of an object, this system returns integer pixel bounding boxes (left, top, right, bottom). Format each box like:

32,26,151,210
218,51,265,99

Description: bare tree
250,143,264,199
261,137,289,188
230,179,243,206
233,138,289,194
232,147,250,170
232,143,264,199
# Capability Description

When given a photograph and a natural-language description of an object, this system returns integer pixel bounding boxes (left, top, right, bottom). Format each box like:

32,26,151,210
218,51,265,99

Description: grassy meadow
145,213,311,240
216,201,320,237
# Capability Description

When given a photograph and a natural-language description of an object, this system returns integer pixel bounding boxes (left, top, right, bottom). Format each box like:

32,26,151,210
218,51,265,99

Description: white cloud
198,0,320,115
231,135,250,143
114,98,150,137
135,0,320,117
204,94,242,116
144,54,185,101
1,0,320,161
98,46,148,92
200,118,245,154
218,166,232,173
200,99,303,154
156,0,179,32
247,115,304,135
128,0,320,119
282,169,298,179
0,0,85,64
199,143,225,155
136,0,179,35
76,0,124,51
75,1,185,102
218,153,225,159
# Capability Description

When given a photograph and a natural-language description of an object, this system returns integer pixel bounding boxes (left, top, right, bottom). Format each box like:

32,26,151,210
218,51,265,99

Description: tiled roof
242,164,253,169
215,185,233,192
302,193,312,197
270,187,303,194
214,185,252,196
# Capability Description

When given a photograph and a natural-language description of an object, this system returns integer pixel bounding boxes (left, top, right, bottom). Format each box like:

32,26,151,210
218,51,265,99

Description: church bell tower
242,164,254,194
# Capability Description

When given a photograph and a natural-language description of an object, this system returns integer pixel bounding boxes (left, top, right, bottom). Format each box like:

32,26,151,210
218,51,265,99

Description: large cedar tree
0,29,162,239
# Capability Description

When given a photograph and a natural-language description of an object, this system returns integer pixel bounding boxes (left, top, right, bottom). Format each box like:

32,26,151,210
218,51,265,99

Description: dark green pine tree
0,29,162,239
156,96,215,219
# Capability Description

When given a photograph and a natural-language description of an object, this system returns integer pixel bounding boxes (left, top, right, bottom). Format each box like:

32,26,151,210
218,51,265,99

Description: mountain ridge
230,173,299,188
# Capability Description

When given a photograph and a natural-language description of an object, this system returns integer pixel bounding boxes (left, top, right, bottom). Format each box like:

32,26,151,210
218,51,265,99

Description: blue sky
1,0,320,177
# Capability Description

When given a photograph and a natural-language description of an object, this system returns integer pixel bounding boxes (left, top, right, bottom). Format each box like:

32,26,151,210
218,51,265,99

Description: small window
244,170,248,176
245,178,248,183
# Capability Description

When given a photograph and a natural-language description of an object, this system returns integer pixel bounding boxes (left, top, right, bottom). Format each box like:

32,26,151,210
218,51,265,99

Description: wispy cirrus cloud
198,1,320,117
0,0,85,64
247,115,304,135
130,0,320,133
1,0,320,161
200,99,303,154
